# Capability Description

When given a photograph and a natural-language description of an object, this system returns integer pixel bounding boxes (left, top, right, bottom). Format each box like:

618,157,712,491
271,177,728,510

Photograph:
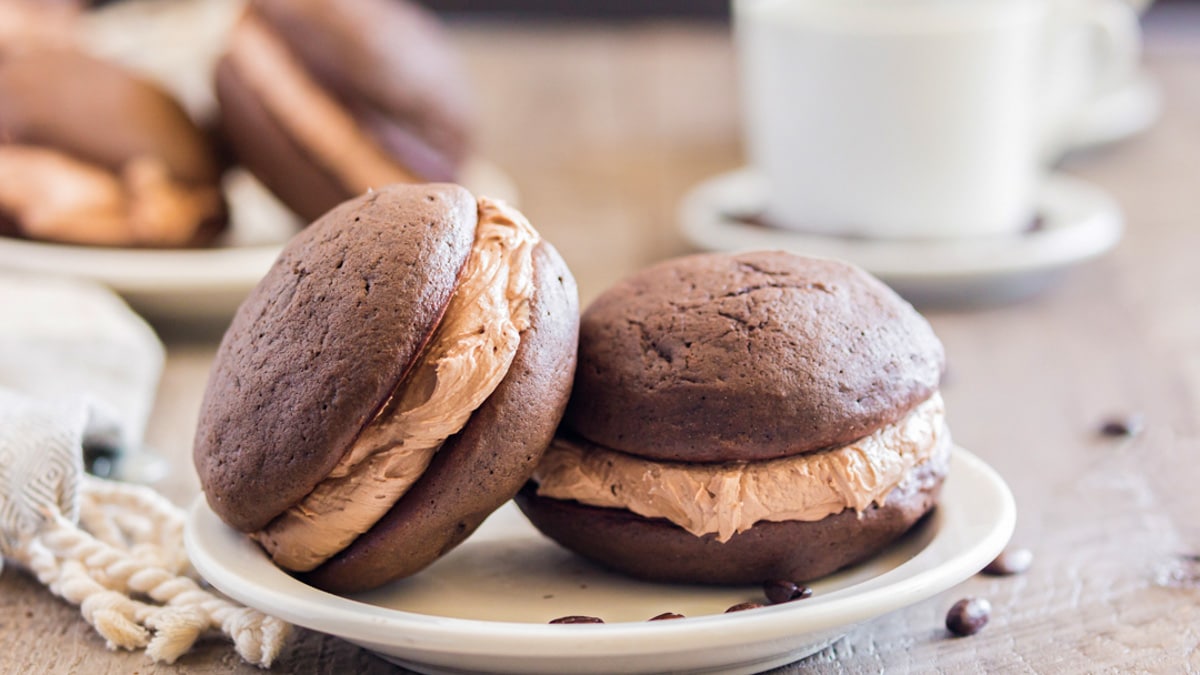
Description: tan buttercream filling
253,198,539,572
0,145,220,246
533,393,948,543
225,14,421,193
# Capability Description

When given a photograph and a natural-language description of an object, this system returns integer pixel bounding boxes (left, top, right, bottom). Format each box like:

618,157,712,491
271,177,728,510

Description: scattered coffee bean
725,602,764,613
763,580,814,604
549,615,604,624
982,547,1034,576
1156,554,1200,589
1099,413,1144,438
945,597,991,637
648,612,685,621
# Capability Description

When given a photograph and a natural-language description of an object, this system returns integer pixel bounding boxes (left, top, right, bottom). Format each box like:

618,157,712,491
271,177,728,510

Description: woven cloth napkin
0,274,288,667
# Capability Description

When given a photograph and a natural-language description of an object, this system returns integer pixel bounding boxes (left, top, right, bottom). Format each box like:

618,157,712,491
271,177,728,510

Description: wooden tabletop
3,6,1199,673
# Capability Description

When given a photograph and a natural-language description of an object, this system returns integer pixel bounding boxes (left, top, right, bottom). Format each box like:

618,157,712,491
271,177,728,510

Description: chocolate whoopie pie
516,251,949,584
215,0,473,222
0,48,225,247
194,183,578,593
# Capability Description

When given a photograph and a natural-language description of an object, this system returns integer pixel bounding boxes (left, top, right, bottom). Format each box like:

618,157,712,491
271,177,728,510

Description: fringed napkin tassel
13,476,289,667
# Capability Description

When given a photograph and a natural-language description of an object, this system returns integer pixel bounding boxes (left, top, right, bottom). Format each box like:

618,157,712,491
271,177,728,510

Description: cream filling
533,393,949,543
225,14,421,194
0,145,220,247
253,197,539,572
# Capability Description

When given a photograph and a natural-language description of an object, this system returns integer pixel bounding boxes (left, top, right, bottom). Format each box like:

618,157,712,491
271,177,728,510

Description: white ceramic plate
0,159,519,324
186,447,1014,675
678,168,1122,307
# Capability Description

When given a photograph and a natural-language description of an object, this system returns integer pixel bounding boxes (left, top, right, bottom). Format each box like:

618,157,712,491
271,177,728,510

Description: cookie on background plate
517,251,950,584
0,48,226,247
215,0,473,222
194,183,578,593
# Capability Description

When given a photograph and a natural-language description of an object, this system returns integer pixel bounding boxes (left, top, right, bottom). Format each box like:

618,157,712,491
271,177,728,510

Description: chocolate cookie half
194,183,578,593
0,48,225,247
516,251,949,584
215,0,472,222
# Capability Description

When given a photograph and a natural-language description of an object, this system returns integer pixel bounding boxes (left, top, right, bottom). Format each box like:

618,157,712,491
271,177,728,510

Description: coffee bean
763,580,814,604
725,602,764,613
1099,413,1144,438
982,548,1033,576
549,615,603,624
1156,554,1200,589
945,597,991,637
648,612,685,621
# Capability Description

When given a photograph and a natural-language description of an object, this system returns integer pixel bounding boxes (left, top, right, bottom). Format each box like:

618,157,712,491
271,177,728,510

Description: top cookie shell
194,183,475,532
564,251,945,463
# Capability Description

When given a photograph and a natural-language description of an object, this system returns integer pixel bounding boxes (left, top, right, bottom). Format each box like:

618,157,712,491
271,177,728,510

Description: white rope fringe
13,476,290,667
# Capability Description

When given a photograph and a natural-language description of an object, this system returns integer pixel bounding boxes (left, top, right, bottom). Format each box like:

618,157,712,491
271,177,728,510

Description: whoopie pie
194,183,578,593
516,251,949,584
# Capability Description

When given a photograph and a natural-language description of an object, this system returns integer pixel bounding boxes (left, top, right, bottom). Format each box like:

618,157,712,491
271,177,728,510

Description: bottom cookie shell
514,462,946,585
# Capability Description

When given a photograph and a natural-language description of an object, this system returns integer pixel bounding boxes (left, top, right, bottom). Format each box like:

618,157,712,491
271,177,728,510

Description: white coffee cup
734,0,1136,240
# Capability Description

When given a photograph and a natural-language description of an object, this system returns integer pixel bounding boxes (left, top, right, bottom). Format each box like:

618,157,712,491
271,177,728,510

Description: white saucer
0,159,519,324
186,446,1014,675
678,168,1122,306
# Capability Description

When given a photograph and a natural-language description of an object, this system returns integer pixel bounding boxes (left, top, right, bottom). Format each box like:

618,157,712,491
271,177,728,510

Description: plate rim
0,237,283,291
185,446,1015,666
0,157,519,295
678,167,1123,281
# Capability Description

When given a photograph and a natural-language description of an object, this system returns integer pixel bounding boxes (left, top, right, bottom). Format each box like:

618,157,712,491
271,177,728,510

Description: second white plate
0,159,519,324
679,168,1123,306
186,447,1015,675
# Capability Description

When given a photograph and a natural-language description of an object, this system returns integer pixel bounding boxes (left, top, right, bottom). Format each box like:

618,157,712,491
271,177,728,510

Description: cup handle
1040,0,1142,160
1080,0,1142,97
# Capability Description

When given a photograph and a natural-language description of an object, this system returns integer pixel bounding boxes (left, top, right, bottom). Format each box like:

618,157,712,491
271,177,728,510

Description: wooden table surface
3,6,1199,674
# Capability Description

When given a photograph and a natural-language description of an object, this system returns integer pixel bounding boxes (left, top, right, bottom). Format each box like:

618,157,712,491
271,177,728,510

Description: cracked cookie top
563,251,944,462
